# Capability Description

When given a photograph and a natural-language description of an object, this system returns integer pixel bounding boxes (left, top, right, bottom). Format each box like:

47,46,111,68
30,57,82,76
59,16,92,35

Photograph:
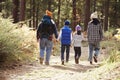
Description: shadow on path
51,63,101,73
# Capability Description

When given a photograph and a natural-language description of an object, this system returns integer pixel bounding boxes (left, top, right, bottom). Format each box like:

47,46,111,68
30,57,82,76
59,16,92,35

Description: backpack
40,15,54,40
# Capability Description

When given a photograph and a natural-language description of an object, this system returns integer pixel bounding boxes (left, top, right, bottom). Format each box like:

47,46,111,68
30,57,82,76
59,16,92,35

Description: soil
0,47,119,80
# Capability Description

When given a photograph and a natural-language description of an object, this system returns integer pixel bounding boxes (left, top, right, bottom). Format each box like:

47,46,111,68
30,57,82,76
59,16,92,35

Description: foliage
107,49,120,63
0,15,37,64
103,28,115,39
101,29,120,63
101,28,120,63
114,28,120,40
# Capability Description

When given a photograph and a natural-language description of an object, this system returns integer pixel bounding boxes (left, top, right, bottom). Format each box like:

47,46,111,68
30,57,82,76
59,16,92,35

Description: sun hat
90,11,98,19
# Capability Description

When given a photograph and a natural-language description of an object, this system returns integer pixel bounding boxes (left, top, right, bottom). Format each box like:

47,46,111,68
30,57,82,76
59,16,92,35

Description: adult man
87,12,103,64
36,10,58,65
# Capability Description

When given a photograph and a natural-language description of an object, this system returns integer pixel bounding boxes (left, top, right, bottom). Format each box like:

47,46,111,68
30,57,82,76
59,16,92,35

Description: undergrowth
101,28,120,63
0,15,37,65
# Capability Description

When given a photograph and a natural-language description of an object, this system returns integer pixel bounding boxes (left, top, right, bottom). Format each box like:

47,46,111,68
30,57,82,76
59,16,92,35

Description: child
72,25,83,64
57,20,72,65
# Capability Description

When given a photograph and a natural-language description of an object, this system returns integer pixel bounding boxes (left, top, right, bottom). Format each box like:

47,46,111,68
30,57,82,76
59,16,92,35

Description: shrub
107,49,120,63
0,15,37,64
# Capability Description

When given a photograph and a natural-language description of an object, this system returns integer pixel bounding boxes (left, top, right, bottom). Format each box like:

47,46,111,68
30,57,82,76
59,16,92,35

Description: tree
36,1,40,29
93,0,96,12
48,0,51,11
57,0,61,29
19,0,26,21
84,0,90,31
0,0,4,12
12,0,19,23
29,0,32,27
72,0,76,31
32,0,36,28
109,0,120,28
104,0,109,31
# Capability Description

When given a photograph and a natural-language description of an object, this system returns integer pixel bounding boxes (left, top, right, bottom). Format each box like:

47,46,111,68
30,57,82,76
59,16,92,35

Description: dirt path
0,47,107,80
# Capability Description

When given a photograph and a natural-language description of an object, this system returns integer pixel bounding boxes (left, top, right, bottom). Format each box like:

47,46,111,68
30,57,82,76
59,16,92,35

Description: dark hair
92,18,100,25
77,30,81,35
65,20,70,25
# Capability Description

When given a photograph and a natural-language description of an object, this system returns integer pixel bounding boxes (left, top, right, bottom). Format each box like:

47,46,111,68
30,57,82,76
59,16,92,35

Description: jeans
74,47,81,59
39,38,53,63
61,44,70,62
88,42,100,61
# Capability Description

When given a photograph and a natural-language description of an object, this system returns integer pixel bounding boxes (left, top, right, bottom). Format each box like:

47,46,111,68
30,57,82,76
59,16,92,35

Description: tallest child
58,20,72,65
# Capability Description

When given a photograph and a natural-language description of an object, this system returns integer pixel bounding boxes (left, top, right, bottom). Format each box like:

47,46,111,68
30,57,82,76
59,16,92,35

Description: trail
0,47,108,80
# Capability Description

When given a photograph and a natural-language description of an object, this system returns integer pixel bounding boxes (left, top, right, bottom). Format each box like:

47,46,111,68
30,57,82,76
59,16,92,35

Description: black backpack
40,15,54,39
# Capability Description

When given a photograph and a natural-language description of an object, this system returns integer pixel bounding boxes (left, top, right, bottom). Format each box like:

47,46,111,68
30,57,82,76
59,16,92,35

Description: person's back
72,25,83,64
36,10,58,65
72,25,83,47
87,18,103,43
37,15,58,40
58,20,72,65
87,12,103,64
61,26,72,45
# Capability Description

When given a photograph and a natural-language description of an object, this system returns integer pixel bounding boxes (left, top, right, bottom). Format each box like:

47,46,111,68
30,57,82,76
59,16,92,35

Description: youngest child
72,25,83,64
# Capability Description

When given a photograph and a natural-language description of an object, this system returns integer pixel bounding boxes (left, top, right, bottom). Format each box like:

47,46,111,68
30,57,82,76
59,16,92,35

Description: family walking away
57,20,72,65
36,10,58,65
87,12,103,64
36,10,103,65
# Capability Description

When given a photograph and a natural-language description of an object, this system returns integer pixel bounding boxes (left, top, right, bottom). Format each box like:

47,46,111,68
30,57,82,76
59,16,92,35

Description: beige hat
90,12,98,19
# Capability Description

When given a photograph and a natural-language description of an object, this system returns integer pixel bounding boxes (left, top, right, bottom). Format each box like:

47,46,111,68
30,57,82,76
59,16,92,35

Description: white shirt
72,33,83,47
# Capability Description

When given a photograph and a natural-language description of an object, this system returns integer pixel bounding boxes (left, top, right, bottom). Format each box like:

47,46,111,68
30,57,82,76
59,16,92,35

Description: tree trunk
19,0,26,21
57,0,61,29
48,0,51,11
29,0,32,27
32,0,36,28
93,0,96,12
114,0,118,28
36,1,40,29
12,0,19,23
84,0,90,31
72,0,76,31
104,0,109,31
0,0,4,12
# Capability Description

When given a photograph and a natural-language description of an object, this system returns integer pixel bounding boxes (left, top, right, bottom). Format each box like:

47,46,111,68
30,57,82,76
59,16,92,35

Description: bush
0,15,37,64
107,49,120,63
104,28,115,40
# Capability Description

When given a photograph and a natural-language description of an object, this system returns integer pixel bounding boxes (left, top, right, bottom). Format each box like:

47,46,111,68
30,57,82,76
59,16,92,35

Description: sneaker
90,61,92,64
75,58,79,64
45,62,49,65
76,58,79,64
93,55,97,63
61,61,64,65
39,57,44,64
75,58,77,64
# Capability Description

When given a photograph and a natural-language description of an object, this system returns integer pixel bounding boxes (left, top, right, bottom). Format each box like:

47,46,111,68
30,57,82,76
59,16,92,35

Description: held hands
37,38,40,42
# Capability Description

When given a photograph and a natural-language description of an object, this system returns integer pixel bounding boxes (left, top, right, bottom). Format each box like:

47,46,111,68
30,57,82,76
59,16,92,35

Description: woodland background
0,0,120,31
0,0,120,80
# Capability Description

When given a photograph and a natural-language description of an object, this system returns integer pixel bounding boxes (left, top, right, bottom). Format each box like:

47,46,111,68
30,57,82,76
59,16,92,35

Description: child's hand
56,39,59,42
